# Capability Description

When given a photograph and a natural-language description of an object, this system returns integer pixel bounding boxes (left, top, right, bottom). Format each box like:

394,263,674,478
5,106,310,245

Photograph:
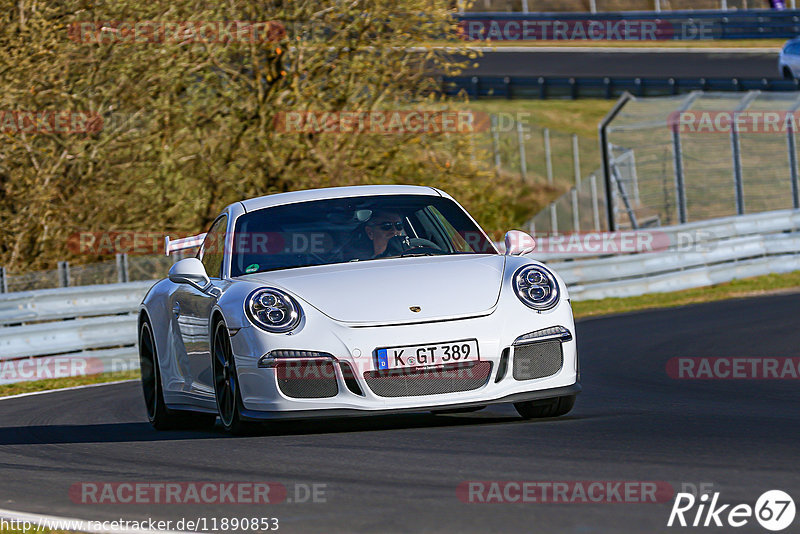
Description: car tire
784,67,794,80
140,320,216,430
514,394,576,419
213,320,252,435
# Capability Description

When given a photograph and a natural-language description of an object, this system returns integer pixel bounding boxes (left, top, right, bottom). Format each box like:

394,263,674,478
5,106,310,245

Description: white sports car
139,185,580,433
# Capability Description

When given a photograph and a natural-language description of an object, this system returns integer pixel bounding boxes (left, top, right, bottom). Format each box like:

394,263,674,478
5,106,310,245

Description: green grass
572,270,800,319
0,369,140,398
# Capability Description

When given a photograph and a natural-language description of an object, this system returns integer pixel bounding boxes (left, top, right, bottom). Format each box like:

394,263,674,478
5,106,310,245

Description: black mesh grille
512,340,563,380
276,361,338,398
363,361,492,398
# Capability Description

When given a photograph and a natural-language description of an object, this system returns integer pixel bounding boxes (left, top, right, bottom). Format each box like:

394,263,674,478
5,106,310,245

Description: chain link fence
0,254,184,293
529,91,800,235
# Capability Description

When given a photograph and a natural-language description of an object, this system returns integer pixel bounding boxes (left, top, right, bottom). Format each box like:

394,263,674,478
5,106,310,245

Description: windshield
230,194,497,276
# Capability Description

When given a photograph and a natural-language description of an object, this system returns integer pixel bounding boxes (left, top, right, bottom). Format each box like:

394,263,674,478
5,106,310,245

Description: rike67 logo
668,490,796,531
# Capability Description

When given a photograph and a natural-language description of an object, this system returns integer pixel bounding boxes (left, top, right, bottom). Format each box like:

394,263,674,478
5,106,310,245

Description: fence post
571,188,580,233
549,204,558,235
0,267,7,294
730,93,758,216
589,174,601,231
654,0,661,11
671,129,688,224
543,128,553,185
589,0,597,13
491,114,501,176
788,117,800,210
116,253,129,283
730,124,745,216
58,261,70,288
599,93,633,232
517,121,527,183
572,134,581,191
521,0,529,12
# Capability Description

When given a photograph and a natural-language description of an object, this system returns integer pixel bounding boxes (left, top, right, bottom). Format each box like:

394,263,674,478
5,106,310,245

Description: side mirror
504,230,536,256
168,258,211,291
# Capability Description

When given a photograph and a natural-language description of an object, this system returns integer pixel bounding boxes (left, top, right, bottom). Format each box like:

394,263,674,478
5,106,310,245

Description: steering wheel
379,236,443,258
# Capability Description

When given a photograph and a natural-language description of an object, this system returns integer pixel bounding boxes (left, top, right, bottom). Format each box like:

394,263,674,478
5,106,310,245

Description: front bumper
230,294,579,417
239,383,581,421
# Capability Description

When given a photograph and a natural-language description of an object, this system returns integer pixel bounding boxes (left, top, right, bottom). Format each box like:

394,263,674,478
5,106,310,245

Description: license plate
375,339,480,371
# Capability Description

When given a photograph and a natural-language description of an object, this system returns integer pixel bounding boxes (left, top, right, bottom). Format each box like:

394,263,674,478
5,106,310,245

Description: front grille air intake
276,360,338,398
363,361,492,397
512,340,563,380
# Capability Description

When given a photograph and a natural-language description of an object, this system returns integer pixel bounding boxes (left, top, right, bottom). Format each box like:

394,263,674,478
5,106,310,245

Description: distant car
138,185,580,433
779,37,800,79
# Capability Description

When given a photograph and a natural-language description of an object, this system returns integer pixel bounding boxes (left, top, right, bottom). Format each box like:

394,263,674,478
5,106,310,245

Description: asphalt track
464,49,781,78
0,292,798,533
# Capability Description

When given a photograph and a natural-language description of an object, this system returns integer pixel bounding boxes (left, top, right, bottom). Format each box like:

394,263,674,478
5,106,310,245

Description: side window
200,215,228,278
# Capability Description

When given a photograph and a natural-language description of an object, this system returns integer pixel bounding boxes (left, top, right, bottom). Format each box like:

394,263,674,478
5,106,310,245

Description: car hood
243,254,506,324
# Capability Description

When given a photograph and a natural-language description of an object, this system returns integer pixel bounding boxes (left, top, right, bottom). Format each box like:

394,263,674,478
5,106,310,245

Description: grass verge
0,369,140,398
572,270,800,319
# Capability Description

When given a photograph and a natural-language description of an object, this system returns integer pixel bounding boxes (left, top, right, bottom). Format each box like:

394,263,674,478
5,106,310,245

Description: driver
365,210,405,257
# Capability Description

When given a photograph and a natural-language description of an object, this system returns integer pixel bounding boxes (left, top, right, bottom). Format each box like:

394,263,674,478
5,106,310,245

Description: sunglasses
374,221,404,231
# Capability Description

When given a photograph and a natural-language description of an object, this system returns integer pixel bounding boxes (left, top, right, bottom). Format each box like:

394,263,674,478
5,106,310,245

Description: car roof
784,37,800,48
238,184,444,212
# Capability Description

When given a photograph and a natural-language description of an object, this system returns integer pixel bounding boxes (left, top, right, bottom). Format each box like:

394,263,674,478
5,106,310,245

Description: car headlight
513,264,560,311
245,288,302,333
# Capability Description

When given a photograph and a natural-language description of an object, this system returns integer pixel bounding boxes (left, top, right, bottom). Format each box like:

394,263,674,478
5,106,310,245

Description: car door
173,214,228,396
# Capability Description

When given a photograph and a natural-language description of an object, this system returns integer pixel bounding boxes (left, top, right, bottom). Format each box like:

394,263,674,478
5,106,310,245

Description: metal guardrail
532,208,800,261
457,9,800,40
0,209,798,384
443,76,800,100
0,281,155,325
0,282,155,385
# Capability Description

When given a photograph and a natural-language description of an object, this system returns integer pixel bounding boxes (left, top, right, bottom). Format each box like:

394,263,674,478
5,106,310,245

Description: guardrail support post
0,267,7,294
516,120,527,183
549,204,558,235
543,128,553,185
58,261,70,288
116,253,129,284
490,114,501,176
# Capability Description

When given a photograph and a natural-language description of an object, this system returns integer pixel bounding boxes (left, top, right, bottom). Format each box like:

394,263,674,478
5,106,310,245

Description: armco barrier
0,209,798,384
443,76,800,100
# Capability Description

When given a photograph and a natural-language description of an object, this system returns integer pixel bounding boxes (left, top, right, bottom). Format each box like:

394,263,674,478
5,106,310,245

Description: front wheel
213,320,252,434
140,320,216,430
514,395,575,419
